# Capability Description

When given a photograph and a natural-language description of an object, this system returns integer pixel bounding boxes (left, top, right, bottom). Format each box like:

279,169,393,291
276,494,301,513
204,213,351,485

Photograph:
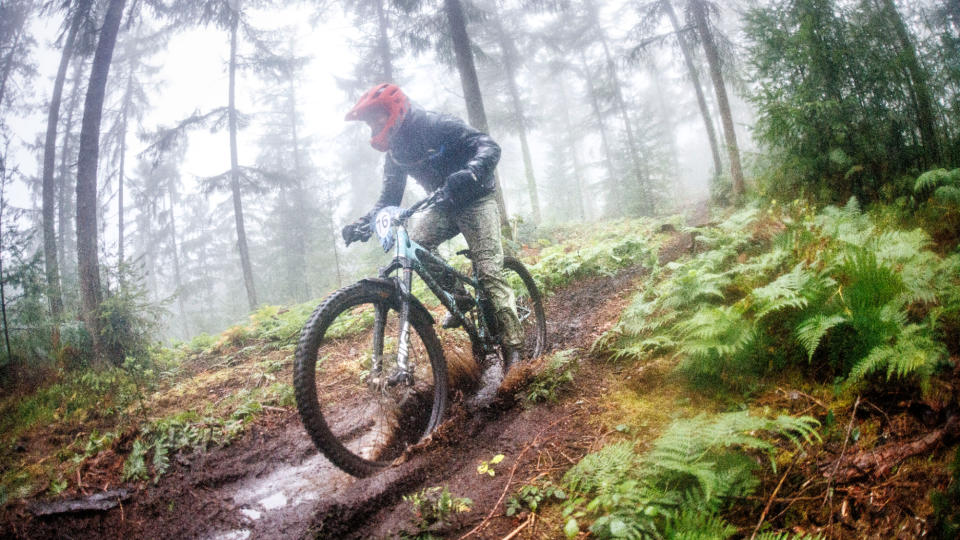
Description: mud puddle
206,451,351,540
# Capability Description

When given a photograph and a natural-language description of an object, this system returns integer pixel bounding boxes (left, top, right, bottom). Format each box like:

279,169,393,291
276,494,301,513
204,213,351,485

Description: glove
341,217,372,246
440,169,480,211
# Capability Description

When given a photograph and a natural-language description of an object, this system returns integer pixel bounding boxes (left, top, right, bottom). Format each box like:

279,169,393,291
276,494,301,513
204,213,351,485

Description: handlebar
348,189,443,245
397,189,443,223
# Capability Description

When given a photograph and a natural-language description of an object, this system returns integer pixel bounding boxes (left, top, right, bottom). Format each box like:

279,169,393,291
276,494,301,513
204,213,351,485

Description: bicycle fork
372,264,415,387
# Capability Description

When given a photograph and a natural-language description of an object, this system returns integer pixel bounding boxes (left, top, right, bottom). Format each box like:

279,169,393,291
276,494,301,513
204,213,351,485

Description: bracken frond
933,185,960,205
751,263,833,320
914,168,960,194
846,324,946,392
796,313,847,361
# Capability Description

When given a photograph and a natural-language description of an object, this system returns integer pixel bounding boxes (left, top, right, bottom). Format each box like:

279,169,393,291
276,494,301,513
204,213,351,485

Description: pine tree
41,0,93,321
75,0,127,365
688,0,745,203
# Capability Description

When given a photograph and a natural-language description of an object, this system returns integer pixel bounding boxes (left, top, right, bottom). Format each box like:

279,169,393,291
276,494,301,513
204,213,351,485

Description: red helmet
345,83,410,151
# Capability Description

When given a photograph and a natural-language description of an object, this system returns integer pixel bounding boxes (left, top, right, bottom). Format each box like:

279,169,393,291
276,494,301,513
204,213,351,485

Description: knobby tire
293,280,447,477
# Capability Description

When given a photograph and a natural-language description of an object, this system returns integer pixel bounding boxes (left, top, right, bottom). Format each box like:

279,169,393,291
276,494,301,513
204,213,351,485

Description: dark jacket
366,105,501,218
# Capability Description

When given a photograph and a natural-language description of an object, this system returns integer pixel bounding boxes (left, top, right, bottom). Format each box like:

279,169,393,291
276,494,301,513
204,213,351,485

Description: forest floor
2,200,957,539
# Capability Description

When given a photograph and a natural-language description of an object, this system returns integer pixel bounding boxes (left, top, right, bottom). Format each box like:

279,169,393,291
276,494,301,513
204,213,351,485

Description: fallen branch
28,488,134,516
750,458,796,539
826,397,860,499
826,413,960,483
502,513,533,540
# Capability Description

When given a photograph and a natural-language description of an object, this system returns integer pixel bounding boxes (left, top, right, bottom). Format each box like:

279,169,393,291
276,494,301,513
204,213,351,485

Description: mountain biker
341,83,524,371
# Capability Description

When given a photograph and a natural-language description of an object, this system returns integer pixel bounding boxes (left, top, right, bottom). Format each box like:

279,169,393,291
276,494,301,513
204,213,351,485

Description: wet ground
2,204,710,539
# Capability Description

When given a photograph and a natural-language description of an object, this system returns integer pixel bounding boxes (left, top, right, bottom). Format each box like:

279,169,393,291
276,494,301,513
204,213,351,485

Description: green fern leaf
847,324,945,391
751,263,832,320
934,185,960,205
665,510,737,540
795,313,847,361
915,168,954,193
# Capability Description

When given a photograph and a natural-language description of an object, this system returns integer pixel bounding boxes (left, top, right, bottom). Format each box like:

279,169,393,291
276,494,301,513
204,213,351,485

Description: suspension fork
371,258,414,386
393,263,414,385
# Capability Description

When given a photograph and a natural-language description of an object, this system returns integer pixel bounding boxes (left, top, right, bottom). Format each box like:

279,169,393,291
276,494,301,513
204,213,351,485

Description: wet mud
1,206,708,540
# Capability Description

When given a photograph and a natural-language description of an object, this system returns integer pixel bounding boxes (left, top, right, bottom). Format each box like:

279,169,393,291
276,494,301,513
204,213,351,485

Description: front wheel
293,280,448,477
503,257,547,360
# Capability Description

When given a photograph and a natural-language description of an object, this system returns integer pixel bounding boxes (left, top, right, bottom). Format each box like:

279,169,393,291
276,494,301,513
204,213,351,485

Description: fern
934,184,960,205
664,510,737,540
564,441,637,495
676,306,757,377
563,412,819,539
122,439,149,481
815,197,874,247
914,167,960,194
846,324,946,392
750,264,833,320
795,313,847,361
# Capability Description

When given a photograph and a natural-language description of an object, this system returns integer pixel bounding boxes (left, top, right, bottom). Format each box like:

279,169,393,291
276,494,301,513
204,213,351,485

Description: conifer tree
41,0,93,320
75,0,127,364
688,0,745,203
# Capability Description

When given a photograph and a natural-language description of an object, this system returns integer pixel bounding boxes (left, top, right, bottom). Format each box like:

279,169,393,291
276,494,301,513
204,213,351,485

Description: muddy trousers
408,194,524,350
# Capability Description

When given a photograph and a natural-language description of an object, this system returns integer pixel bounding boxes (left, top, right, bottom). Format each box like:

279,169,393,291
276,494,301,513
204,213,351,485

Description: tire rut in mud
4,210,708,540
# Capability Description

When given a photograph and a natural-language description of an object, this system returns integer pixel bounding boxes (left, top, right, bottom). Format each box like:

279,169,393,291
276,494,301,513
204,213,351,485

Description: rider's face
364,107,390,136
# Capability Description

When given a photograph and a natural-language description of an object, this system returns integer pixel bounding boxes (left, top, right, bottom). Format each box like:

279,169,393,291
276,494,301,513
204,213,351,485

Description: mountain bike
293,190,547,477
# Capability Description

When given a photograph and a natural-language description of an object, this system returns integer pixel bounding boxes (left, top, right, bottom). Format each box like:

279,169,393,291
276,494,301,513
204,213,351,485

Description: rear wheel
503,257,547,360
293,280,447,477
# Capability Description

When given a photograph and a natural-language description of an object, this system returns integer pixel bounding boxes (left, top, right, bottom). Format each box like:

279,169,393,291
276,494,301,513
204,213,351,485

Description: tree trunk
663,0,722,182
0,158,13,365
42,0,90,321
877,0,940,166
579,51,618,212
117,67,133,272
603,36,651,213
558,81,587,220
76,0,126,365
166,186,186,335
228,9,258,310
443,0,509,226
375,0,394,83
492,14,541,223
58,59,85,287
287,72,310,301
690,0,745,203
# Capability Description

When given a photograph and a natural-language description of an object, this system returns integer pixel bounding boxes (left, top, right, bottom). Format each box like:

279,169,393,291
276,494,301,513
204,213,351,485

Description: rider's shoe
441,295,474,329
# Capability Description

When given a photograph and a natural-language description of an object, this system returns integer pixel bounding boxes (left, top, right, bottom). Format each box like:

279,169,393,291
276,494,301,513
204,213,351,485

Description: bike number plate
375,207,398,252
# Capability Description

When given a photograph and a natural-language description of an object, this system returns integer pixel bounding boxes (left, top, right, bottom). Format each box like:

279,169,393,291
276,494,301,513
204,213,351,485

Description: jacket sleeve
435,115,501,189
365,158,407,221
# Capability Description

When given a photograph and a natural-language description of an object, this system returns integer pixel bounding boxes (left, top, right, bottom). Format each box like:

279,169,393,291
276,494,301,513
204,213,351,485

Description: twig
262,405,287,413
777,387,828,410
750,459,796,539
502,513,533,540
826,396,860,528
860,399,890,425
458,415,571,539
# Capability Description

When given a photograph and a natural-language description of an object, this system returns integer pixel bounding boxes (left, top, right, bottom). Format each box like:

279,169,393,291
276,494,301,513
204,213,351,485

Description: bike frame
370,198,498,384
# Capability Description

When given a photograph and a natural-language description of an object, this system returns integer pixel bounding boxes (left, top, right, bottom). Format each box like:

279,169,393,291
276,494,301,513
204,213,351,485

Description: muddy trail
4,207,708,540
